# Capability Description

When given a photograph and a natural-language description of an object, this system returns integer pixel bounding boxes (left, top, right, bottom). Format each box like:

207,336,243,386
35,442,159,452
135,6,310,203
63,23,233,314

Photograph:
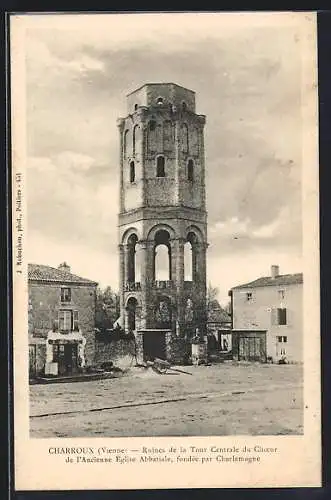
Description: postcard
11,11,320,490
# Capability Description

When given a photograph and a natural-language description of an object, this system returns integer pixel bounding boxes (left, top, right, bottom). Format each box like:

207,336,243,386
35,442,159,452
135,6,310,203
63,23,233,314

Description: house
28,262,98,377
229,265,303,363
207,299,232,353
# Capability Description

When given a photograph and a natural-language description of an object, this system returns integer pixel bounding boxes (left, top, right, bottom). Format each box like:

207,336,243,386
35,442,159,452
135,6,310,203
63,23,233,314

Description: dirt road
30,363,303,437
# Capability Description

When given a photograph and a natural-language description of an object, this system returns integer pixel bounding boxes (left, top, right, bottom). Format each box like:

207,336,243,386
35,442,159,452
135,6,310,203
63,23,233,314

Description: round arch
121,227,141,245
126,296,139,332
154,294,173,328
125,294,141,308
146,223,177,242
185,225,205,243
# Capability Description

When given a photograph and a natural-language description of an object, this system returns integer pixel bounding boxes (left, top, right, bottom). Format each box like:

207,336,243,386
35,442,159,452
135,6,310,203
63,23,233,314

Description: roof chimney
271,265,279,279
58,262,71,273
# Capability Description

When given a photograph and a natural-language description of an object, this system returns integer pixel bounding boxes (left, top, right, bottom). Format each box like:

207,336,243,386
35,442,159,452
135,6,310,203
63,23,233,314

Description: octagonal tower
117,83,208,362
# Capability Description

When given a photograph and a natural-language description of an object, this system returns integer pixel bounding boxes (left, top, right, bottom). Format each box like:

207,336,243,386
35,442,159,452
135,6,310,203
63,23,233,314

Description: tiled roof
28,264,98,285
207,299,231,322
231,273,303,290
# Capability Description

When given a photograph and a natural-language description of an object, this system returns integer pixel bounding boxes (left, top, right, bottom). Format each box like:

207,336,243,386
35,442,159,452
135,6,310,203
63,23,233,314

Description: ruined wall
95,337,136,369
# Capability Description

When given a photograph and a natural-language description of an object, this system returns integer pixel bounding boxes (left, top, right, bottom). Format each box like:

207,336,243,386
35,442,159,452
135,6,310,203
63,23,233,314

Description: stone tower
117,83,207,362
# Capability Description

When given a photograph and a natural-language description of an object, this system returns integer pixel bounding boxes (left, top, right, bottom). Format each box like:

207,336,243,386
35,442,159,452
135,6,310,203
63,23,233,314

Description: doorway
54,343,78,375
239,336,262,362
143,331,167,361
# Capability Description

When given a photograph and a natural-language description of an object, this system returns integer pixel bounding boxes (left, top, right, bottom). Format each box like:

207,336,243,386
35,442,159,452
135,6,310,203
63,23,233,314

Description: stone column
198,116,206,210
117,118,125,213
138,118,147,206
171,237,185,336
195,241,208,287
174,120,181,205
123,244,130,286
118,244,125,313
124,308,129,333
137,240,147,289
136,240,148,329
194,241,208,334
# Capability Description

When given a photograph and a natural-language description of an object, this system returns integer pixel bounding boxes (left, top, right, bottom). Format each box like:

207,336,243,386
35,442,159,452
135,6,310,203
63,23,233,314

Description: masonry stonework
117,83,208,362
231,269,303,363
28,264,98,376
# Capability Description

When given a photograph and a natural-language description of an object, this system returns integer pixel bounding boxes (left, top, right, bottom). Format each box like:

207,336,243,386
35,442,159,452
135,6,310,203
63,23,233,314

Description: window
73,310,79,331
156,97,164,105
156,156,165,177
277,308,287,325
130,161,135,183
277,336,287,343
58,310,79,332
61,288,71,302
134,103,138,111
278,289,285,300
187,159,194,181
246,292,252,302
182,101,187,111
52,344,65,362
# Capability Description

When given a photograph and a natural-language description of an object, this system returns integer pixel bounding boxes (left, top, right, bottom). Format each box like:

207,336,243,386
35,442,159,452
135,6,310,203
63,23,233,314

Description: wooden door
143,331,167,361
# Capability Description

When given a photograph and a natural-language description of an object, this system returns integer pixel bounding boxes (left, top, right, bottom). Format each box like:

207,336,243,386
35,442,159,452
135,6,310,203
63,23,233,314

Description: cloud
27,230,119,290
23,14,304,293
27,153,118,254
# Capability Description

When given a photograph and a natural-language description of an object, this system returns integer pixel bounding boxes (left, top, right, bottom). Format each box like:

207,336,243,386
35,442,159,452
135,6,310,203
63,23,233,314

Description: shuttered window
73,310,79,331
58,310,79,332
61,288,71,302
271,308,287,326
277,308,287,325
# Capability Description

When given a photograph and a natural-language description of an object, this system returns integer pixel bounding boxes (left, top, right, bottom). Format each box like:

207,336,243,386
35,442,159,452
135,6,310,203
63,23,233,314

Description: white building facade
230,265,303,363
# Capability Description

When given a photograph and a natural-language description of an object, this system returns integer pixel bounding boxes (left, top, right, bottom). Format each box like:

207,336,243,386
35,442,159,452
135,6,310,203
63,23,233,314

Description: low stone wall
135,330,191,365
94,337,136,369
168,337,191,365
29,342,47,377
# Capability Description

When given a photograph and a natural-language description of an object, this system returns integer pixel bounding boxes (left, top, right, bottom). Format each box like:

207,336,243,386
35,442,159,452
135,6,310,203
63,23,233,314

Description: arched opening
182,101,187,111
156,97,164,105
156,156,165,177
187,159,194,181
134,103,138,111
155,296,172,328
123,129,129,159
127,234,138,283
184,241,192,281
127,297,138,332
186,232,199,282
129,161,135,183
154,230,171,281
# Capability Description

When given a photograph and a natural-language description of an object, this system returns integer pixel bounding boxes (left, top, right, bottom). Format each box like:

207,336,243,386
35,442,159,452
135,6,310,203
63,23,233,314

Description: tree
206,283,231,324
95,286,120,331
207,283,219,310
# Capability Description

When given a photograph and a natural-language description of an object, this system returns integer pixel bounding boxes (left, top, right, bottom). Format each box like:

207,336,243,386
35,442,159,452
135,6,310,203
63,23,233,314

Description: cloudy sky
22,13,306,304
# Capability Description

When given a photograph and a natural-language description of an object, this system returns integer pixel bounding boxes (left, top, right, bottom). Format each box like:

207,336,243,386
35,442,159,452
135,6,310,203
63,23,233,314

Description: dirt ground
30,362,303,438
